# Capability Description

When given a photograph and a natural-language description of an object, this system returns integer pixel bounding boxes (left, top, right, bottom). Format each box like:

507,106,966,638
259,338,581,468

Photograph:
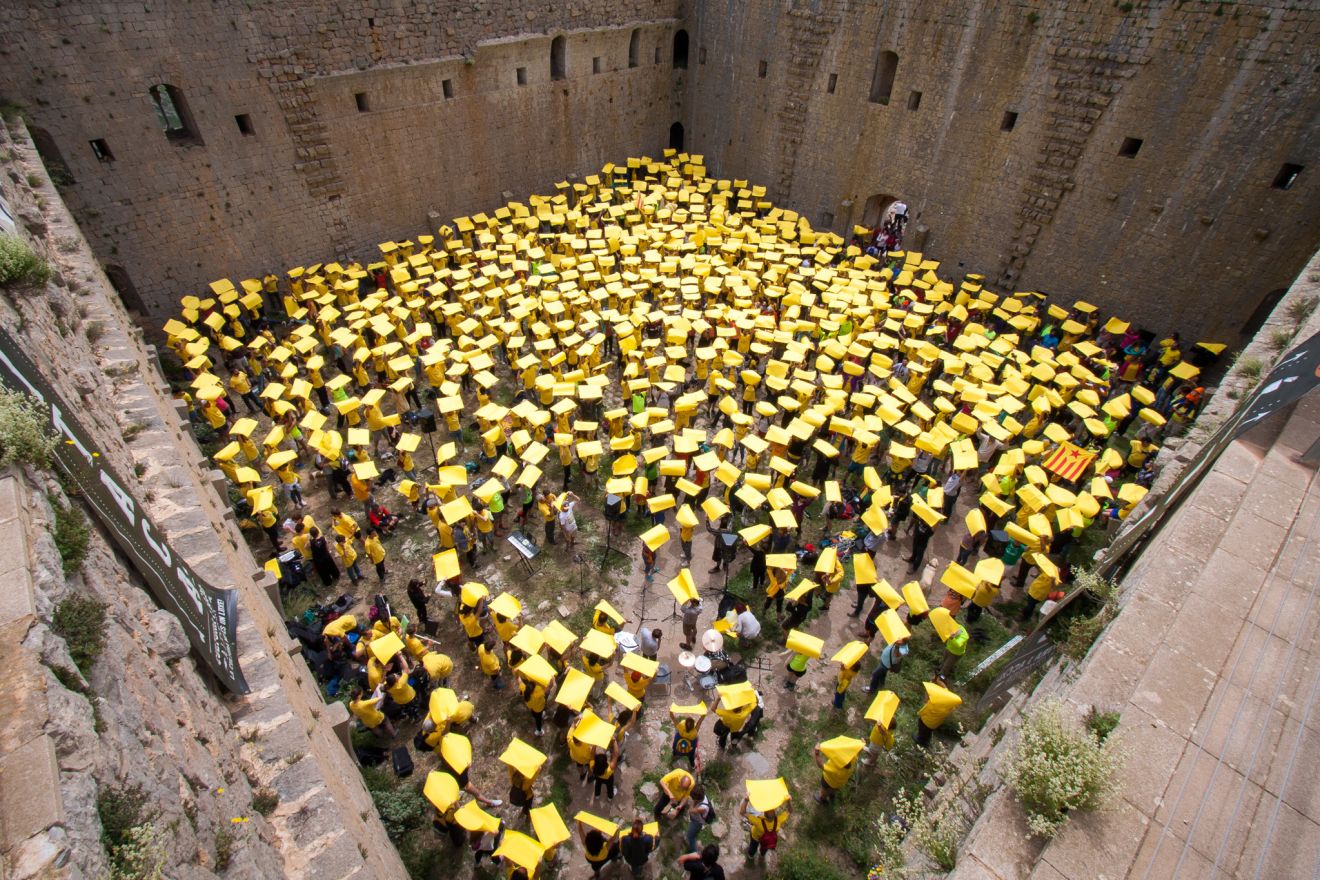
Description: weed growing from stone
0,233,51,287
0,387,53,467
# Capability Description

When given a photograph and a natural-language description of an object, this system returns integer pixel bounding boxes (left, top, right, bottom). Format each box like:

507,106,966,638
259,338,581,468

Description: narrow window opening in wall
655,46,661,65
89,138,114,162
827,73,837,94
1118,136,1143,158
869,50,898,104
234,114,254,136
593,57,601,74
551,35,566,80
673,30,689,69
699,47,707,65
149,83,203,145
628,29,640,68
821,211,834,227
1001,110,1018,131
367,17,374,27
29,127,75,185
1272,162,1304,190
758,60,767,78
354,91,370,112
907,90,922,110
442,79,453,99
517,66,528,86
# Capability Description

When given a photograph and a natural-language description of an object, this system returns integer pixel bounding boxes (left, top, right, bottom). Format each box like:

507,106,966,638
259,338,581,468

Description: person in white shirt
733,603,761,640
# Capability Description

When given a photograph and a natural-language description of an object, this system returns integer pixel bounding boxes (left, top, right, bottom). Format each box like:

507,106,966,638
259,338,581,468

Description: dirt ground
248,401,1023,880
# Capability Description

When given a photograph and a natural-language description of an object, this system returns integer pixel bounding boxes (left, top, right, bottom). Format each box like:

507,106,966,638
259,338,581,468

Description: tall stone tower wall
0,0,685,316
684,0,1320,340
0,0,1317,339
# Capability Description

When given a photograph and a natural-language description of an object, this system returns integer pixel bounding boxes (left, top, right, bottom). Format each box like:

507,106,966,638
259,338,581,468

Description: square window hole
1118,137,1143,158
593,56,601,74
90,138,114,162
234,114,254,136
907,90,922,110
1001,110,1018,131
516,67,527,86
354,92,369,112
442,79,453,99
1273,163,1303,190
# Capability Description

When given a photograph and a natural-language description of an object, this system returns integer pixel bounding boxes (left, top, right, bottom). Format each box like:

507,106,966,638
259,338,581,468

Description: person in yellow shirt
350,470,374,515
457,602,486,649
363,527,387,583
228,369,260,414
654,768,695,820
349,683,395,739
330,508,360,541
335,534,363,584
537,490,558,546
820,557,845,611
814,742,858,803
518,674,547,736
290,521,314,562
740,794,790,860
477,639,505,690
833,654,863,710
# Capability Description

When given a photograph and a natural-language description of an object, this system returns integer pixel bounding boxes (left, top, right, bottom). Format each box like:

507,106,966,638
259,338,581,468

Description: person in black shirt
678,844,725,879
618,817,657,878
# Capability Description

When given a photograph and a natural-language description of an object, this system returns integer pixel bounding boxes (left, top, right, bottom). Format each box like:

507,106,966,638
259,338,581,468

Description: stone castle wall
0,0,685,316
0,119,404,879
0,0,1316,334
684,0,1320,340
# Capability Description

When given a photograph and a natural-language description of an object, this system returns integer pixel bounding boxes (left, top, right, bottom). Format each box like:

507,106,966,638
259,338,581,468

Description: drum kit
676,651,713,693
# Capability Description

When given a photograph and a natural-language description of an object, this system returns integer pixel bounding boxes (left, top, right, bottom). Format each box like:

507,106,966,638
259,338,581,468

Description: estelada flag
1042,441,1095,482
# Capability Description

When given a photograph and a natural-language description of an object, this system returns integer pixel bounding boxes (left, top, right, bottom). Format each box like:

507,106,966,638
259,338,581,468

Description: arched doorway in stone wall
104,264,146,315
669,122,685,152
860,193,899,230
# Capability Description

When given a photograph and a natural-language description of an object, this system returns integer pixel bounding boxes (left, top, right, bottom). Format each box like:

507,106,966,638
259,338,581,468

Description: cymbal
677,651,697,668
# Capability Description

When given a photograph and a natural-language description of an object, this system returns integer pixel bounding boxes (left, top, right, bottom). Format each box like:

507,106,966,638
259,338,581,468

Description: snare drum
699,674,718,690
694,655,712,673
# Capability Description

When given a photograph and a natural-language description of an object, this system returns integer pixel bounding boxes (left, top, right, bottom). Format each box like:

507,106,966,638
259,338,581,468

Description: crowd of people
164,152,1211,876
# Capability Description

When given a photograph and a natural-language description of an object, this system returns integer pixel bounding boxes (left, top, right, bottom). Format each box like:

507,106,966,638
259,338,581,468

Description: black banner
0,328,248,693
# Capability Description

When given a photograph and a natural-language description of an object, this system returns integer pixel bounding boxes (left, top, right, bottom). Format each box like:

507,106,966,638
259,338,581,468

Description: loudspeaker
418,408,438,433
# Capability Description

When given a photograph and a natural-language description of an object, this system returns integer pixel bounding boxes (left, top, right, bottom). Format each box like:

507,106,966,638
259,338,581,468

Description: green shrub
772,848,848,880
1268,328,1295,353
51,496,90,574
1085,708,1122,743
1004,699,1126,837
0,233,52,287
252,788,280,816
362,767,428,839
700,757,733,791
214,828,234,871
52,594,106,674
108,823,167,880
98,784,150,852
0,388,54,467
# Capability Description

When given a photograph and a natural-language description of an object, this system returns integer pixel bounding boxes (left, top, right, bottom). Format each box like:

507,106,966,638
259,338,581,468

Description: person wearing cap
654,767,695,820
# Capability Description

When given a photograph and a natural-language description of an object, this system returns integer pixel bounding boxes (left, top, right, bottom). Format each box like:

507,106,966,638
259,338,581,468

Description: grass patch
1233,353,1265,382
52,593,106,675
252,787,280,816
51,495,90,574
1286,295,1319,325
